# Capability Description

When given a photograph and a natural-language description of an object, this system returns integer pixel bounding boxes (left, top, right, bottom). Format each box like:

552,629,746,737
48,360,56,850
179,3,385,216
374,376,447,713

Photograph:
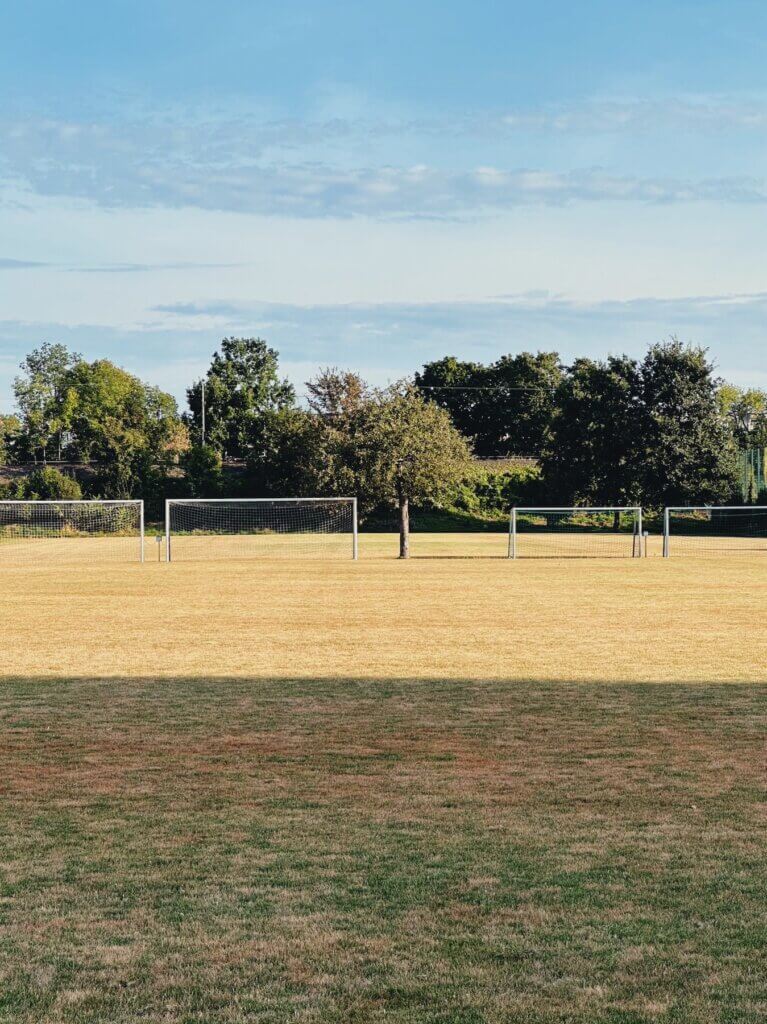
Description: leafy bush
181,445,223,497
14,467,83,500
441,464,543,520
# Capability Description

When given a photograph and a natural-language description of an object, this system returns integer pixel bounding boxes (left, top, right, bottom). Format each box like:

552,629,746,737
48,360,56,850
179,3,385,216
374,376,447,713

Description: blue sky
2,0,767,410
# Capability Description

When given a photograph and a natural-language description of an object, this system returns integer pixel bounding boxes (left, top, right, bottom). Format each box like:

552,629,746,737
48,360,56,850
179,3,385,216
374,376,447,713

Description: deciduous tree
541,355,643,511
13,343,82,461
187,338,295,457
416,351,562,457
640,339,739,506
355,383,473,558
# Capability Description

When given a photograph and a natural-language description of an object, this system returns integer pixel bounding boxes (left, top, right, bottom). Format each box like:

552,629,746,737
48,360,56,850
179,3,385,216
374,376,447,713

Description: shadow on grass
0,677,764,1023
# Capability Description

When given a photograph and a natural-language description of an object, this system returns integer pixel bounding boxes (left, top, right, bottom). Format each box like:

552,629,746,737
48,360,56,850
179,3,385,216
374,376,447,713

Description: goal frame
0,499,145,563
165,497,359,562
508,506,644,559
663,505,767,557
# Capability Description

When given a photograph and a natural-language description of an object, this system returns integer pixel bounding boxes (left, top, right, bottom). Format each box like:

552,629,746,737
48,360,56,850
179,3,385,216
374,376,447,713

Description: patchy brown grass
0,678,765,1022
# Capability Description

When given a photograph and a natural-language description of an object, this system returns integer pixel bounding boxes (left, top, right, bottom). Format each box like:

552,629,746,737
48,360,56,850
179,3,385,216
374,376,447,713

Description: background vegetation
2,336,765,523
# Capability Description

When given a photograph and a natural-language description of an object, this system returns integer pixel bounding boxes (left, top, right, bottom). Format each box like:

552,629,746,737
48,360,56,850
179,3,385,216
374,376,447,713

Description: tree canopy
13,343,82,460
186,337,295,458
640,340,739,507
0,334,759,516
541,340,739,509
416,351,562,457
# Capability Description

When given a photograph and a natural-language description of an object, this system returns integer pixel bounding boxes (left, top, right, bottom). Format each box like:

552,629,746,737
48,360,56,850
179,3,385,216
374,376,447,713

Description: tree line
1,337,764,548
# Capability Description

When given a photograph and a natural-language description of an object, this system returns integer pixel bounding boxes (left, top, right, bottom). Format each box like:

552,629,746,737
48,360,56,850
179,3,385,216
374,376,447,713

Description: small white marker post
156,535,164,562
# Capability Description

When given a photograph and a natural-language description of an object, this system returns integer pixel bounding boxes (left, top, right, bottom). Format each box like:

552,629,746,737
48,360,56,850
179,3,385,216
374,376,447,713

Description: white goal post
0,500,145,563
663,506,767,557
165,498,359,561
509,506,644,559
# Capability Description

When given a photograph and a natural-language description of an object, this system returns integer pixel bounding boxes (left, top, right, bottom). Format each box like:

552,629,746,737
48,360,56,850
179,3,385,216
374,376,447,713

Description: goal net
0,500,144,564
663,506,767,556
509,507,643,559
165,498,358,561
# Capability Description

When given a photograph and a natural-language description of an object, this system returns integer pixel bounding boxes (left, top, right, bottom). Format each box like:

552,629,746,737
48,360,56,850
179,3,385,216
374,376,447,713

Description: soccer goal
0,500,144,564
509,506,644,559
165,498,359,561
663,506,767,557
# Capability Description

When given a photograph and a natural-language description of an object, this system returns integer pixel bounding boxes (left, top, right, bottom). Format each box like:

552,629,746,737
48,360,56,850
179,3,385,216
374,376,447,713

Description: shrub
16,467,83,500
443,464,543,520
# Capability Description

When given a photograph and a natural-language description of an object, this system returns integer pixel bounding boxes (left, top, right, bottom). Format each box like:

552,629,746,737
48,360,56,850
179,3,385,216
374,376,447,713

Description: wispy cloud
3,288,766,411
495,95,767,133
3,95,767,218
0,256,243,273
149,290,767,333
5,155,767,218
72,261,244,273
0,257,49,269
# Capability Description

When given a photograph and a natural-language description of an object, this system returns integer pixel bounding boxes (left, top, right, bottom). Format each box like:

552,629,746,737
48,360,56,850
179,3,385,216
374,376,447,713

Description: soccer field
1,533,765,1022
1,532,765,682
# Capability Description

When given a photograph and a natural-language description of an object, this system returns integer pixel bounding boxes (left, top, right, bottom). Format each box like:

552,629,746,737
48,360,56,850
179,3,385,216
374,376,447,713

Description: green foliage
0,413,22,464
541,354,642,506
58,360,183,497
245,407,346,498
14,466,83,500
13,343,82,460
187,338,295,458
444,465,543,520
542,340,740,509
305,366,369,418
353,382,473,514
640,339,739,506
416,351,562,456
718,383,767,448
181,445,223,498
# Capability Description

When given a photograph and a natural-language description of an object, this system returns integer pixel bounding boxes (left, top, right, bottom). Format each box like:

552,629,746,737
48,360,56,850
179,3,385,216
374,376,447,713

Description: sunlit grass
1,534,766,682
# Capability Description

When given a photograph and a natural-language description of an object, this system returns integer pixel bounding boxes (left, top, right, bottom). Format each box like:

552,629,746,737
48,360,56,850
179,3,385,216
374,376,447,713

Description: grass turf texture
1,534,766,682
1,534,766,1021
1,679,765,1023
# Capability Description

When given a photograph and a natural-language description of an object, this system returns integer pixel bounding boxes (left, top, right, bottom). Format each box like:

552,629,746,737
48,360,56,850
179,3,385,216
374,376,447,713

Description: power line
416,384,554,393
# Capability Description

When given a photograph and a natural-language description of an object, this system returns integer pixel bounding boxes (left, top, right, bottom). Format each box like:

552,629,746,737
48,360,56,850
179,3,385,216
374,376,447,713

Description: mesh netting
166,499,357,561
511,508,643,559
665,507,767,556
0,501,144,563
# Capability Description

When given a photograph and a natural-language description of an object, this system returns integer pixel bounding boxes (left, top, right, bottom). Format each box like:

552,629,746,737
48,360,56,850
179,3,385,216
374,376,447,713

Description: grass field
1,533,766,1022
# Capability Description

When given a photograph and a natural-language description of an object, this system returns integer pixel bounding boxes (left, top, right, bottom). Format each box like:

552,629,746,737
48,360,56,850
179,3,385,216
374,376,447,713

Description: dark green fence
740,448,766,503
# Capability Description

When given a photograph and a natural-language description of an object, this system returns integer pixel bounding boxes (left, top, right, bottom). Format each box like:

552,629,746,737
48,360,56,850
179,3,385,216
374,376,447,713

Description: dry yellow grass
1,532,765,683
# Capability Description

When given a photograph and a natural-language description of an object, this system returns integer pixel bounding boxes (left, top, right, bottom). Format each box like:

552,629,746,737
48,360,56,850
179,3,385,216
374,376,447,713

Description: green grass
0,678,765,1022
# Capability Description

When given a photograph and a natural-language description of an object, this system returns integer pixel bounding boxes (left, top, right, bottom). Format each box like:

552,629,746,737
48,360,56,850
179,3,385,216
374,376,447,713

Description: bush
15,467,83,500
181,445,223,497
443,464,543,520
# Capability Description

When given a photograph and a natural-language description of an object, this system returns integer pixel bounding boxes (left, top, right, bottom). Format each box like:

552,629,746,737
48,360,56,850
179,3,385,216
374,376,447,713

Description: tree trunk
398,494,410,559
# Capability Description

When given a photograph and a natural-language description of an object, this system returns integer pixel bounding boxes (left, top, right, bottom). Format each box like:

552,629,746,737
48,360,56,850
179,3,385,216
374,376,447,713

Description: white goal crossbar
0,500,145,563
165,497,359,562
509,506,644,559
663,505,767,557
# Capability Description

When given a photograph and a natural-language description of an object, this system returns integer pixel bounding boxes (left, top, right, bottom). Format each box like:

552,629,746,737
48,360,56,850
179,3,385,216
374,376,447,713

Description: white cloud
3,95,767,218
3,289,766,411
